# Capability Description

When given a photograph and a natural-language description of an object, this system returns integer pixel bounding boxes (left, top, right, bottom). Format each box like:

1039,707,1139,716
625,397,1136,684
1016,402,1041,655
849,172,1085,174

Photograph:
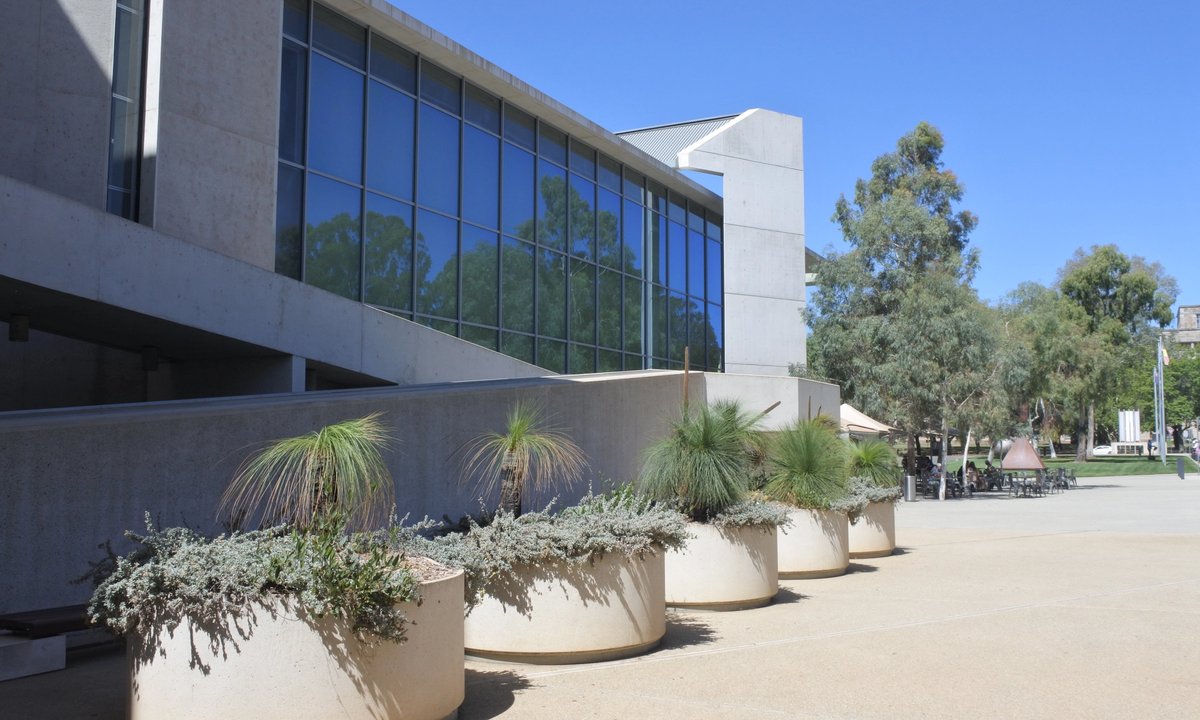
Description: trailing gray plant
399,492,689,603
828,494,869,524
710,497,792,530
848,475,903,505
88,515,420,667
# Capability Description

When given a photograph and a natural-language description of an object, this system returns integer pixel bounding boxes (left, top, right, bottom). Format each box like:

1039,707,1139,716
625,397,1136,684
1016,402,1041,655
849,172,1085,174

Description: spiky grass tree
847,437,900,488
766,417,850,509
639,400,764,522
461,400,587,517
220,413,394,532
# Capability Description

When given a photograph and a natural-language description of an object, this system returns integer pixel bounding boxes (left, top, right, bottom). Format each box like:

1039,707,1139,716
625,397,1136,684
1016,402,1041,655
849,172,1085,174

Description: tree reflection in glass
364,194,413,312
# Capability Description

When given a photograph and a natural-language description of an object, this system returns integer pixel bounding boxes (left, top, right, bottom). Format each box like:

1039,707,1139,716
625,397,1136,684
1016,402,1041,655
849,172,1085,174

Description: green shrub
765,418,850,510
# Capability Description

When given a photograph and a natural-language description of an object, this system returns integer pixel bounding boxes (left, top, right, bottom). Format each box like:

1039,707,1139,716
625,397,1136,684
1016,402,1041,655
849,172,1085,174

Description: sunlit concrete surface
2,474,1197,719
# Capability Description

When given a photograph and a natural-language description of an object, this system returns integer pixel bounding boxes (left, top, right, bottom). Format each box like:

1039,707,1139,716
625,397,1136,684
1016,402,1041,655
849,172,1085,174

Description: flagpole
1157,335,1167,464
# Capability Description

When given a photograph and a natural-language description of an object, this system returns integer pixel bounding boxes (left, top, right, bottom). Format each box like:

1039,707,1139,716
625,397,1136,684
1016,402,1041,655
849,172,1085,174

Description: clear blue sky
393,0,1199,321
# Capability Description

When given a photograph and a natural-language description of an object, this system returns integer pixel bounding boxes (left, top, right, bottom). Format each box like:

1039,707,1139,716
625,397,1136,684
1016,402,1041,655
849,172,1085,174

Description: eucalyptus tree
809,122,987,475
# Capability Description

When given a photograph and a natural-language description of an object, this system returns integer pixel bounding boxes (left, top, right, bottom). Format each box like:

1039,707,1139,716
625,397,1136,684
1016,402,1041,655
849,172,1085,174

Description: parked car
1092,445,1114,456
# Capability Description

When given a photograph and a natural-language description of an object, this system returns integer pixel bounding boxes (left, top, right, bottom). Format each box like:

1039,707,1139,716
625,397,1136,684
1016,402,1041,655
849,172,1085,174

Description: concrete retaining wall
0,371,836,613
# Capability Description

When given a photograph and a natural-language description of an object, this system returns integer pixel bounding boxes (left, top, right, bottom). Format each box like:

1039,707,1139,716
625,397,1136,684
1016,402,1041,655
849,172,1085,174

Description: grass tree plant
765,417,852,512
460,400,587,517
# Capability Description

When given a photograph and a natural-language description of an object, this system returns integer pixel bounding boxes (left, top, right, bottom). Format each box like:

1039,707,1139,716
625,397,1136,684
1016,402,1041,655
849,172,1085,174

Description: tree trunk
906,433,916,479
938,416,949,501
1074,400,1088,461
1087,402,1095,459
497,464,522,517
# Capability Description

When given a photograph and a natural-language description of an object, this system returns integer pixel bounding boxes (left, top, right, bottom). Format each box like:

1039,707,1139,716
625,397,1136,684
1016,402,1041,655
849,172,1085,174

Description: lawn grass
943,454,1200,477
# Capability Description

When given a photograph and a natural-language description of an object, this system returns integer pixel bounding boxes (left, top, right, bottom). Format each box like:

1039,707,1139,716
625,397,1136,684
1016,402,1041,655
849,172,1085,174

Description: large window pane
462,325,497,351
419,61,460,114
366,80,414,199
707,238,722,303
650,214,667,285
461,225,498,326
651,285,668,359
538,124,566,166
276,163,303,279
279,39,306,164
597,189,620,270
305,174,362,300
669,291,688,363
647,180,666,215
569,344,595,374
623,169,644,202
707,215,722,242
417,104,459,215
569,258,594,345
707,303,724,371
108,97,139,192
688,205,705,232
598,269,621,349
624,277,643,354
313,4,365,69
537,249,566,339
687,296,705,370
503,105,536,151
500,332,534,364
370,34,416,93
309,54,363,182
668,195,687,225
537,160,566,251
598,350,621,373
364,193,413,311
537,338,565,373
569,139,595,179
667,221,687,292
415,210,457,319
569,175,595,260
465,84,500,133
598,154,620,192
501,237,534,333
502,143,534,240
688,229,705,298
622,199,644,276
463,126,499,229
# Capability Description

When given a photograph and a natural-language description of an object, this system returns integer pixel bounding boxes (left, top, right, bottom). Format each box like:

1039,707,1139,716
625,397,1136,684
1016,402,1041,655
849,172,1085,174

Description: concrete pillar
678,109,806,376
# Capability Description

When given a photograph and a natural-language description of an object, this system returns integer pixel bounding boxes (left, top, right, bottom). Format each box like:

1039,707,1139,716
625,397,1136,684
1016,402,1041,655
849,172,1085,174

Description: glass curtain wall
107,0,148,219
276,1,723,372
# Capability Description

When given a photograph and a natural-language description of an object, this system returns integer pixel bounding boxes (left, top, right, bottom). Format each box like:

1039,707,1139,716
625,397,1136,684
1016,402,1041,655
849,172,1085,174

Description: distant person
1147,437,1153,459
1172,425,1183,453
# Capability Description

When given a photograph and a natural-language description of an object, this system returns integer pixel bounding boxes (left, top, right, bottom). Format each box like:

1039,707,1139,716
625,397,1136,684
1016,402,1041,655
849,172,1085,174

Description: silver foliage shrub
88,515,419,655
711,497,793,529
399,491,689,603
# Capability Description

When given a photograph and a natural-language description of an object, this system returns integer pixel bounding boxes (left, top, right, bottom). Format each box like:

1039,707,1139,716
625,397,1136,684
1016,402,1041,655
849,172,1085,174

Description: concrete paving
2,474,1198,719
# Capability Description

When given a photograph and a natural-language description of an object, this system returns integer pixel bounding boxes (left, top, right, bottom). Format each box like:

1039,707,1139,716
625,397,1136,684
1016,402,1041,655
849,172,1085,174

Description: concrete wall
141,0,280,269
0,0,114,210
679,109,807,375
0,370,837,612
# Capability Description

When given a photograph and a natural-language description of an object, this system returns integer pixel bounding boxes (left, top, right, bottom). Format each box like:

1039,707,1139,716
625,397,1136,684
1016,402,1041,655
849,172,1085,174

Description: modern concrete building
0,1,825,613
1171,305,1200,347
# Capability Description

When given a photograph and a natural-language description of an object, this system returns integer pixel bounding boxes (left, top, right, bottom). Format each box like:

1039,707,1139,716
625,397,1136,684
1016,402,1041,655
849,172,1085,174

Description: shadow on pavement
460,667,535,720
659,612,718,650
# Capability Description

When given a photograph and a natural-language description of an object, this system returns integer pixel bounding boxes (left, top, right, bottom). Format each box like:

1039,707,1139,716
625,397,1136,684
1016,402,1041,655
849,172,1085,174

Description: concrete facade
0,1,836,616
679,110,807,376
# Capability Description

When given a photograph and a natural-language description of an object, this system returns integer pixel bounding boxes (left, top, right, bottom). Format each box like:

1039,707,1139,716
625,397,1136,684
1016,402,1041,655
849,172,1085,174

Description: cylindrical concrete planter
848,501,897,559
130,570,465,720
778,507,849,579
665,522,778,610
464,551,666,664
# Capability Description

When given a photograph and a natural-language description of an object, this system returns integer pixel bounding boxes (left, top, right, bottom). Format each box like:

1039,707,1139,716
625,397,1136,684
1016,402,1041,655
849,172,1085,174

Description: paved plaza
3,474,1198,719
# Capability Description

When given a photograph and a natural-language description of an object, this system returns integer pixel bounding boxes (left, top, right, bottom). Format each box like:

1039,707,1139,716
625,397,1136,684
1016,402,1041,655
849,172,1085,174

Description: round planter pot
130,569,464,720
778,507,849,579
665,522,778,610
849,501,897,558
464,551,665,664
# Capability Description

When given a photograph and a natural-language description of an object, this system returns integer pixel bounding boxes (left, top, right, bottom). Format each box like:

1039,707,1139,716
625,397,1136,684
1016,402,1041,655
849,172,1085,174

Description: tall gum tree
809,122,989,482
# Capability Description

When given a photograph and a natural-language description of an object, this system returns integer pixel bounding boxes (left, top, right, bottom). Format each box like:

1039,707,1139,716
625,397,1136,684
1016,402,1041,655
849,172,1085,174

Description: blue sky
394,0,1199,321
